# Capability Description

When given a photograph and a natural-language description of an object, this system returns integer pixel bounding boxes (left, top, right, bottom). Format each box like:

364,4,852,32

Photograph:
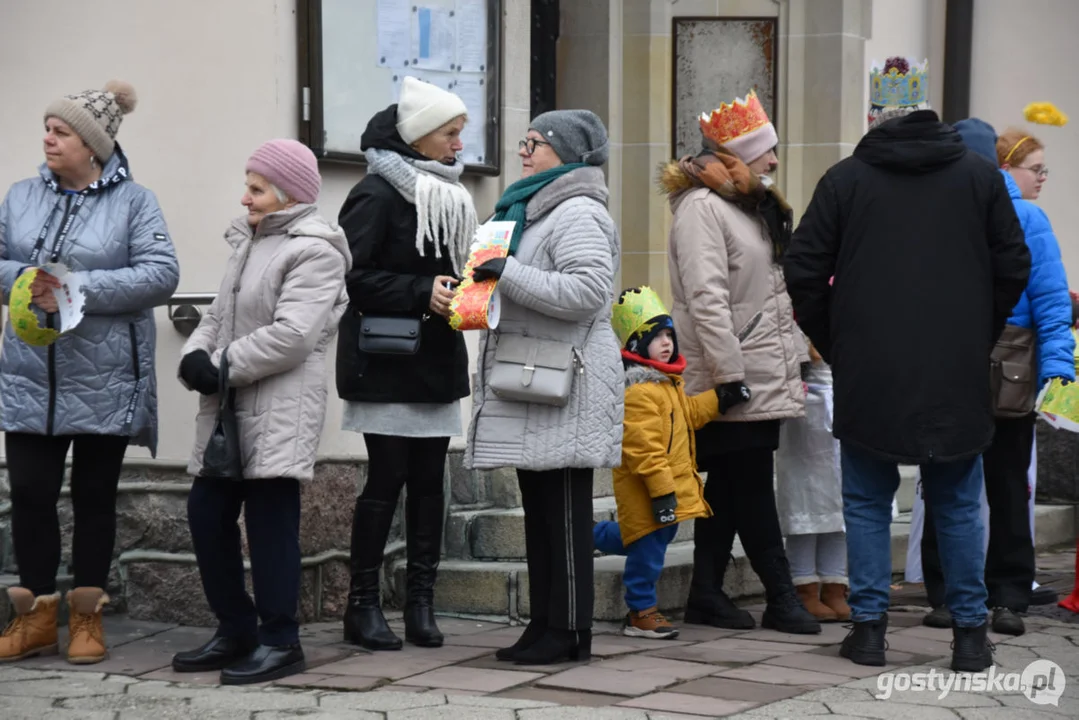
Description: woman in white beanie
336,77,477,652
0,81,179,664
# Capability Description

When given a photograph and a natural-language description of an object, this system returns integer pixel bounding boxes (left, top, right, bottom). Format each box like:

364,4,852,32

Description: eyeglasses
1017,164,1050,179
518,138,552,156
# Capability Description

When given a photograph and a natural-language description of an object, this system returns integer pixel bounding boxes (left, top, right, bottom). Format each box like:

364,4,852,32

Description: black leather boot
404,493,445,648
752,547,821,634
684,516,755,629
951,621,994,672
513,628,591,666
343,498,402,651
496,618,548,661
840,616,889,666
172,634,257,672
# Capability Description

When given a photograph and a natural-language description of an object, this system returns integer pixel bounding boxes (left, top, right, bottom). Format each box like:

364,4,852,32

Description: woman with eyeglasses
917,120,1073,638
464,110,623,665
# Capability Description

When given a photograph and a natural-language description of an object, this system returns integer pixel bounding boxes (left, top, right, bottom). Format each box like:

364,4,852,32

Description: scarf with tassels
365,147,477,275
660,147,793,261
492,163,587,255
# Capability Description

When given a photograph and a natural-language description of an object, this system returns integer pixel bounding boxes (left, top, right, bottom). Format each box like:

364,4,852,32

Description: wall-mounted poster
672,17,778,159
298,0,502,175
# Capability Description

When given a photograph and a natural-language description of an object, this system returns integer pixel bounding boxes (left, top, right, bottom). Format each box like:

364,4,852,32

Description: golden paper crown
612,286,670,347
699,90,771,147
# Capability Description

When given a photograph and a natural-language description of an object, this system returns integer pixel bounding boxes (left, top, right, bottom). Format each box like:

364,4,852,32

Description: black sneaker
951,622,994,672
839,617,889,666
923,605,952,629
1030,585,1058,606
990,607,1025,636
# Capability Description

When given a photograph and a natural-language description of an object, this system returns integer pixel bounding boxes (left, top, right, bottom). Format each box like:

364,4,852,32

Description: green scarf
493,163,587,254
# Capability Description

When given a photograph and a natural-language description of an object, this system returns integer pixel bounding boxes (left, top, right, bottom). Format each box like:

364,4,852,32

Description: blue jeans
841,443,988,627
594,521,679,612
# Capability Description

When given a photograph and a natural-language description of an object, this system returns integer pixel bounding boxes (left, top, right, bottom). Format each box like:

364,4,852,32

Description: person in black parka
783,107,1030,672
336,77,477,652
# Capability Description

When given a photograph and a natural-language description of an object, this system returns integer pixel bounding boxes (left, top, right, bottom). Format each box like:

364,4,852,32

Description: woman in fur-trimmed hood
662,90,814,637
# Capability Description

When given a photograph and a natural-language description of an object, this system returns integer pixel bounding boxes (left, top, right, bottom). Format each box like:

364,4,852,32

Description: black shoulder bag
201,347,245,480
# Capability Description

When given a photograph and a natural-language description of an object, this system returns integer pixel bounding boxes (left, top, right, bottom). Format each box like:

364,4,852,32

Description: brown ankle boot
0,588,60,662
66,588,108,664
796,582,838,622
820,583,851,621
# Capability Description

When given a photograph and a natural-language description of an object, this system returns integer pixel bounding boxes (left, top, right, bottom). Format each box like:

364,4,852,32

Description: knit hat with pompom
44,80,138,161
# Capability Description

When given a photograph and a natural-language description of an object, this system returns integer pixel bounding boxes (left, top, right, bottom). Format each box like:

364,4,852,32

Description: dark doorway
531,0,560,118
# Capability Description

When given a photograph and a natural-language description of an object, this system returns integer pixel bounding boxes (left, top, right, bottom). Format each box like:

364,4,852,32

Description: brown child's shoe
0,588,60,662
796,582,839,622
821,583,852,621
622,607,679,640
66,587,109,664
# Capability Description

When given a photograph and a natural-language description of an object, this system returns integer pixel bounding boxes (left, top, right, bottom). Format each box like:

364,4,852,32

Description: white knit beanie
395,76,468,144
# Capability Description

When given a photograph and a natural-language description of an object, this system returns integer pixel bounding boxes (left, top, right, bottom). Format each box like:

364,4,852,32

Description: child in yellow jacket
594,287,720,639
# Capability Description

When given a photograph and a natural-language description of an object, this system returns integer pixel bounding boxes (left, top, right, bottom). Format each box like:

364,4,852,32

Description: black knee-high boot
343,498,402,650
403,493,445,647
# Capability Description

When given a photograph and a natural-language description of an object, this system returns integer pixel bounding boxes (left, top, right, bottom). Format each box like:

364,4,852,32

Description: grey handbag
488,321,597,407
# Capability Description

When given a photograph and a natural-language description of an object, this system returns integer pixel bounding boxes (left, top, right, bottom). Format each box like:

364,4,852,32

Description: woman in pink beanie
172,138,350,685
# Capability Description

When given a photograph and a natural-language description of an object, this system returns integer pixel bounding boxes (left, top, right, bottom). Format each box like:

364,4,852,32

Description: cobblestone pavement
1,548,1075,719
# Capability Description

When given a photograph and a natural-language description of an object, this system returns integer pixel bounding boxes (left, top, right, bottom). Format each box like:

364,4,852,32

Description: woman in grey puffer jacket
466,110,623,665
0,81,179,665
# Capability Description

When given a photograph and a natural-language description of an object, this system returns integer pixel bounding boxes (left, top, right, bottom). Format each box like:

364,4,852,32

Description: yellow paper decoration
1023,102,1068,127
9,268,61,346
612,286,669,347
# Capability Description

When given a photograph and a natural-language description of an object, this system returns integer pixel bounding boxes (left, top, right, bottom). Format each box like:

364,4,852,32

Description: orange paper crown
699,90,771,146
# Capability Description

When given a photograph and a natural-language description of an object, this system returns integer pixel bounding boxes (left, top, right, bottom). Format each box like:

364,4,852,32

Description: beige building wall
969,0,1079,283
0,0,533,464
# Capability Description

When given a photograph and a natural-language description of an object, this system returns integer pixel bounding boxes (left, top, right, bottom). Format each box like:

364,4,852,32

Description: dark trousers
188,477,301,646
359,434,449,503
518,468,594,631
7,432,129,596
690,447,787,597
922,413,1036,611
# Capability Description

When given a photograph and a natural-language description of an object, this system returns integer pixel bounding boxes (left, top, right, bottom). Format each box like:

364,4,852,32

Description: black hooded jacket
783,111,1031,463
335,105,470,404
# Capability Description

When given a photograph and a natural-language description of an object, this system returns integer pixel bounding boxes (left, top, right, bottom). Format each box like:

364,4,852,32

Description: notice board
298,0,503,175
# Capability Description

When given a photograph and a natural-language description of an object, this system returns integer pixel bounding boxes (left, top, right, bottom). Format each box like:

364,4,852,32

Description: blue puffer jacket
1001,170,1074,385
0,146,180,454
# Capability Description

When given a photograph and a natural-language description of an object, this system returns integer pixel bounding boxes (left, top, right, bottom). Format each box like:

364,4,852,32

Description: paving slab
738,698,834,716
384,706,517,720
537,655,715,697
669,676,816,704
590,634,693,657
735,622,851,645
764,649,899,678
443,626,535,649
617,691,758,716
517,707,651,720
496,686,632,706
393,665,543,692
713,663,852,686
19,625,216,675
316,644,491,679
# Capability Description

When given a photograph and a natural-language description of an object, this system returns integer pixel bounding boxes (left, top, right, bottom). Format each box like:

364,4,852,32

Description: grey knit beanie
44,80,138,161
530,109,609,166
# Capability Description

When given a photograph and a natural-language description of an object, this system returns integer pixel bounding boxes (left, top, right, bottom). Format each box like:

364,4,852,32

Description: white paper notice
411,5,456,71
455,0,487,72
40,262,85,333
454,74,487,164
376,0,411,68
413,70,456,92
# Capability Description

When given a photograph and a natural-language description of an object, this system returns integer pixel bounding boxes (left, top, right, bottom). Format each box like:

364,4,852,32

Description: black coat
783,111,1031,464
334,107,470,405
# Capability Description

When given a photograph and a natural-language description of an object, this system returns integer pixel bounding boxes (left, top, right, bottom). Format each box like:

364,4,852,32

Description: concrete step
399,503,1076,622
444,496,693,561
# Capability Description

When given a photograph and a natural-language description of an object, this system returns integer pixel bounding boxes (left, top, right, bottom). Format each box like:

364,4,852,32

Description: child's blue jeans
594,520,679,612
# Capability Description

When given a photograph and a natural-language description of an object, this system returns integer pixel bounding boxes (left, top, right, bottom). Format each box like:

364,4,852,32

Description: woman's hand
429,276,459,317
30,271,61,313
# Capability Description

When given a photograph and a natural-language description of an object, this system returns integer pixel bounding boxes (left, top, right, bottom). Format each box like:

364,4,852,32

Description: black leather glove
652,492,677,525
716,381,751,414
180,350,220,396
472,257,506,282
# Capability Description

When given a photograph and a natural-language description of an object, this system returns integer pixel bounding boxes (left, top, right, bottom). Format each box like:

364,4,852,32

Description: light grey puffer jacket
465,166,624,471
182,205,350,481
0,148,179,454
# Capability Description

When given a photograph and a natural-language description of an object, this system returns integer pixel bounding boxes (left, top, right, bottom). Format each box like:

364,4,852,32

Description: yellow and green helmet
612,286,675,357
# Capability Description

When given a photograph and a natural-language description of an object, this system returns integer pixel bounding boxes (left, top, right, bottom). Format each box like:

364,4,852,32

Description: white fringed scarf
364,147,477,276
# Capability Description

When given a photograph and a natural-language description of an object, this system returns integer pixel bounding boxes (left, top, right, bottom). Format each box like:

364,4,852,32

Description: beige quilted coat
181,204,350,481
667,186,807,422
